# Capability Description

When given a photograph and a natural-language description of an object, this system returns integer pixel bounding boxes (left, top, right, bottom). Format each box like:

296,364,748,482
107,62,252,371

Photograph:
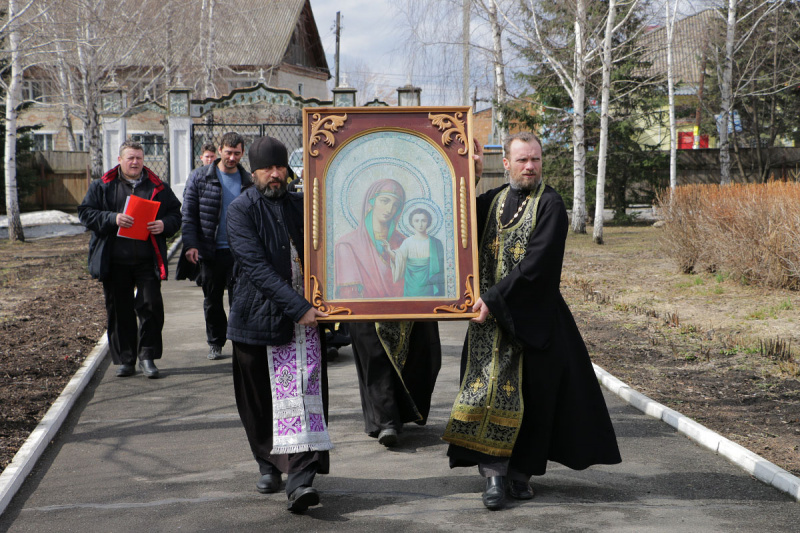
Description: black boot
256,473,281,494
482,476,506,510
138,359,159,378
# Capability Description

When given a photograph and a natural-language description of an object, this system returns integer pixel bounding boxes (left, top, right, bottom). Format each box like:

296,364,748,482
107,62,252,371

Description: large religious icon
302,106,480,321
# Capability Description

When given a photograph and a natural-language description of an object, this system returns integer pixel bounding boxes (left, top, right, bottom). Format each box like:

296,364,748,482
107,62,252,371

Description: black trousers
102,261,163,365
200,248,235,347
232,341,330,495
349,322,442,436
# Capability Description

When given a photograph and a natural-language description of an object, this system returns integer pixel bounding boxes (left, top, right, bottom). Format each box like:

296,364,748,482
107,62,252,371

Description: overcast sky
309,0,409,99
308,0,718,105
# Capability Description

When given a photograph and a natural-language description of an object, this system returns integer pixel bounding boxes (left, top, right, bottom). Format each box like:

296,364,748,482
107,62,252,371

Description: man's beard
257,180,287,198
509,172,540,191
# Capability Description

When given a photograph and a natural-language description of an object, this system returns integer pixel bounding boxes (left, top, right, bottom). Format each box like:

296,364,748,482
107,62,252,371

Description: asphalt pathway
2,258,799,532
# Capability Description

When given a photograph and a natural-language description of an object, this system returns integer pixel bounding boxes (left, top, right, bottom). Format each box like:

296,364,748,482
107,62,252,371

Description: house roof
212,0,327,73
638,9,720,86
23,0,329,79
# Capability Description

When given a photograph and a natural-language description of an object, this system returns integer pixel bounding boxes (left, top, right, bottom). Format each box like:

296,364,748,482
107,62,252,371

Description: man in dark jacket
78,140,182,379
177,132,251,360
226,136,330,514
443,132,621,510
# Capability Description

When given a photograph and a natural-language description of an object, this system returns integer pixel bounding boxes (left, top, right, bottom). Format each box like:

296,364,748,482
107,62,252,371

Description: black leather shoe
256,473,281,494
138,360,159,379
287,486,319,513
116,364,135,377
508,480,535,500
482,476,506,510
378,428,398,447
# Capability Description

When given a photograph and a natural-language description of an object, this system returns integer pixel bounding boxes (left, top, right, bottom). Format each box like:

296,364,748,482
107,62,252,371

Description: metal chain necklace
498,191,532,229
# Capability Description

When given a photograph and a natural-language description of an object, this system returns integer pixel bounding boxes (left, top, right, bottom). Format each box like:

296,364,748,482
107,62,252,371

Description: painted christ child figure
387,207,445,297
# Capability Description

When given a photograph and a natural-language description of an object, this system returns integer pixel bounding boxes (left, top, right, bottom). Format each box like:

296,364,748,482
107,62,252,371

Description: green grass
747,300,795,320
674,275,708,289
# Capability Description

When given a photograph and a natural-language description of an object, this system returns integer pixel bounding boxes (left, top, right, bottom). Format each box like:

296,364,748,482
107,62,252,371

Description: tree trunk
593,0,617,245
46,10,79,152
56,45,78,151
719,0,736,185
77,9,104,179
202,0,216,98
571,0,587,234
5,0,25,242
488,0,508,142
666,0,678,190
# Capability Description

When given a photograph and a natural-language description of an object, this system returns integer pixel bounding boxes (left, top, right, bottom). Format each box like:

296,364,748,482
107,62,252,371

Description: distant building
18,0,331,153
637,9,717,150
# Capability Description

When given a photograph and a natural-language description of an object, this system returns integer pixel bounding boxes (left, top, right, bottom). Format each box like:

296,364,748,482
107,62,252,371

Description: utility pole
335,11,341,87
462,0,470,106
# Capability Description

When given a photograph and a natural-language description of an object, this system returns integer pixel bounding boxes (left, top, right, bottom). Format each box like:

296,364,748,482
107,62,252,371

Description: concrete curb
167,235,182,261
0,337,109,515
0,236,184,517
594,363,800,503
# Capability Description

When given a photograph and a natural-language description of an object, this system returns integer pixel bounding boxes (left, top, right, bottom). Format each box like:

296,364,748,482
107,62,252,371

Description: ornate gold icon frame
302,106,480,321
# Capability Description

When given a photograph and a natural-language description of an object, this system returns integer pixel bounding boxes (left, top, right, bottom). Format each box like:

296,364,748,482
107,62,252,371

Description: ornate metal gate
190,123,303,170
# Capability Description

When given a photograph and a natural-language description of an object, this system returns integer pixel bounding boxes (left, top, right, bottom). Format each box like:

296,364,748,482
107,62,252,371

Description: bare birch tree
201,0,217,98
714,0,786,184
2,0,39,242
393,0,520,140
593,0,618,245
593,0,642,244
718,0,736,184
665,0,679,190
481,0,508,141
38,0,181,178
501,0,591,232
3,0,27,241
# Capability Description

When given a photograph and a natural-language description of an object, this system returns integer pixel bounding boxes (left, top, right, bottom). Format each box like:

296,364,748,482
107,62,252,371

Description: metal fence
137,140,170,184
191,123,303,170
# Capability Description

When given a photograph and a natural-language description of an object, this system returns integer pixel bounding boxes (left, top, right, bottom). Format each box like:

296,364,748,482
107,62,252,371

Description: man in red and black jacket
78,140,182,379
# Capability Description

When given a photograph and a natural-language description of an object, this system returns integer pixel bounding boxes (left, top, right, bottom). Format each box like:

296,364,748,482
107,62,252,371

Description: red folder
117,195,161,241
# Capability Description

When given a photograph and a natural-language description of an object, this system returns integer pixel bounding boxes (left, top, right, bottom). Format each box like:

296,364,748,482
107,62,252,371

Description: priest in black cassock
443,132,621,511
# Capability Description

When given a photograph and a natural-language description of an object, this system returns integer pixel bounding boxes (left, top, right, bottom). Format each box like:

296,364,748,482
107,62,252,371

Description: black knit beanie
248,136,288,173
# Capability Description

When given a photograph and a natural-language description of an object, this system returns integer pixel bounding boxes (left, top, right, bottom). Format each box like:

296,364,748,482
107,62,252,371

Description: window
32,133,55,151
131,133,165,156
297,83,304,96
75,133,86,152
21,80,53,103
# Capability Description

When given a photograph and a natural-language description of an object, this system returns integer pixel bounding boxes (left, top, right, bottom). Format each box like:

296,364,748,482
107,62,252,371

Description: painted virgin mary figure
333,177,442,448
334,178,406,299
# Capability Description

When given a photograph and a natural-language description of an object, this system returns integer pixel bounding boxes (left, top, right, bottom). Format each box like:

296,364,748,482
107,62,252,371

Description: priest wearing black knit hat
226,136,330,513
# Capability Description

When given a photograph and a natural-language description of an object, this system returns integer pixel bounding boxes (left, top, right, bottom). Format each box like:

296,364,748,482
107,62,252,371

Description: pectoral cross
491,235,501,257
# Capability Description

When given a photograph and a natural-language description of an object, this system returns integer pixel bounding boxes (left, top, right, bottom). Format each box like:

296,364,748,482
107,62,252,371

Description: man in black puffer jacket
78,140,181,379
227,136,330,514
177,132,252,361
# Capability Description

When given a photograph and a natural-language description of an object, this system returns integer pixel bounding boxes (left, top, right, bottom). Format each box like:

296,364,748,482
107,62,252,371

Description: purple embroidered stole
266,242,333,454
